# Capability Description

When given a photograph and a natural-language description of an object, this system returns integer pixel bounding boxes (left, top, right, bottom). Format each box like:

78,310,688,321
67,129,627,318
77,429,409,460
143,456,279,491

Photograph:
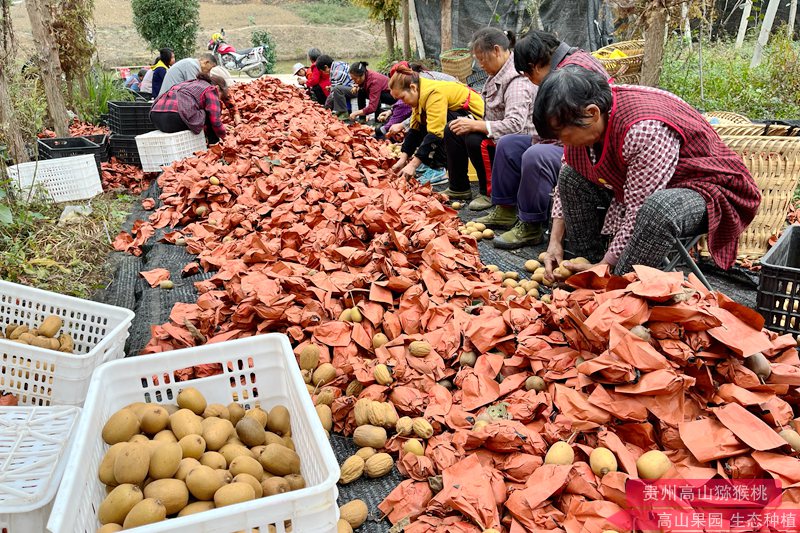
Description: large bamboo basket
594,40,644,77
713,124,800,137
720,135,800,258
440,49,473,82
703,111,752,124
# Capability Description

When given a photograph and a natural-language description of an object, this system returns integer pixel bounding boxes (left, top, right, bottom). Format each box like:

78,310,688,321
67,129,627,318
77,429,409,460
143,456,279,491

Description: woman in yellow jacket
389,65,484,193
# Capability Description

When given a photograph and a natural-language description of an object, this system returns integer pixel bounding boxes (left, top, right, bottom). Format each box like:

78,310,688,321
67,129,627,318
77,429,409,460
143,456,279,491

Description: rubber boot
475,205,518,230
493,220,544,249
468,194,492,211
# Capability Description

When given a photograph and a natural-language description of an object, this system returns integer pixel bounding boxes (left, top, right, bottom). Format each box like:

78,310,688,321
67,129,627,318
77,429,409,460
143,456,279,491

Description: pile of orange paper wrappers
40,120,151,193
112,77,800,532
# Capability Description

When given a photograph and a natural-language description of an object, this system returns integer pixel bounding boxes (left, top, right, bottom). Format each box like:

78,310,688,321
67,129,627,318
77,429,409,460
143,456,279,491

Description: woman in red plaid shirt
150,73,236,144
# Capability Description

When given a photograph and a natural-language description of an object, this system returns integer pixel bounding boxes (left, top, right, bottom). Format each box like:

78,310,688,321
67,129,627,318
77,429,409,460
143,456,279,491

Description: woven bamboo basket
594,40,644,76
703,111,751,124
720,135,800,258
440,48,473,82
614,73,641,85
713,124,799,137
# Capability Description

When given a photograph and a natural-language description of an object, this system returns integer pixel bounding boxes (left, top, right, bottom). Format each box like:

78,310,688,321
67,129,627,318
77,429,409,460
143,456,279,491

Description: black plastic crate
108,101,155,136
756,225,800,336
82,134,110,162
109,134,141,167
37,136,103,172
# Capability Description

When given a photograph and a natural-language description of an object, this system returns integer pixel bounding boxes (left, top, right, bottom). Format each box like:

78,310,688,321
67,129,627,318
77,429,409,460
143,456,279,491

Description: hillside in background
10,0,383,69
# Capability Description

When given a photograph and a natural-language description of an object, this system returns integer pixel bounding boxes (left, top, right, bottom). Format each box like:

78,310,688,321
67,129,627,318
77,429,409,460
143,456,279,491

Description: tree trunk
26,0,69,137
384,17,395,55
681,2,692,50
751,0,780,68
408,0,425,59
641,6,668,87
402,0,411,59
735,0,753,49
0,66,30,164
441,0,452,53
789,0,797,40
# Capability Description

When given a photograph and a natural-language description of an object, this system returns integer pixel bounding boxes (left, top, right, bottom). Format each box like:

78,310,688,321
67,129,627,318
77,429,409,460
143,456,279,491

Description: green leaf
0,205,13,225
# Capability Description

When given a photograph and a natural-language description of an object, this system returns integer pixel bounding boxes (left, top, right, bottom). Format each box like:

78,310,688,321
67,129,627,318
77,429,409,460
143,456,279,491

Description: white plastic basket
0,280,135,406
6,154,103,203
135,130,208,173
0,406,81,532
48,334,340,533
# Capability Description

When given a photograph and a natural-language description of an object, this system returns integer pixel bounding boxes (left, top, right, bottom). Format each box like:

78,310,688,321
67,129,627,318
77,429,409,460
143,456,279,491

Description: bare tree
641,3,668,86
402,0,411,59
0,0,29,163
26,0,71,137
441,0,453,52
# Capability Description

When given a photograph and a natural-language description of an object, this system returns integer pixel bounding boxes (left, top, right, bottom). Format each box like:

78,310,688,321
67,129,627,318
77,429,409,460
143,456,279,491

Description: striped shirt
330,61,352,87
482,52,537,139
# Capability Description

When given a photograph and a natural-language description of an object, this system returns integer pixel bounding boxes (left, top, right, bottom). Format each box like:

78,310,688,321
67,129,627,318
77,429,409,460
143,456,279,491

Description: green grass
286,0,368,26
660,33,800,120
0,191,135,299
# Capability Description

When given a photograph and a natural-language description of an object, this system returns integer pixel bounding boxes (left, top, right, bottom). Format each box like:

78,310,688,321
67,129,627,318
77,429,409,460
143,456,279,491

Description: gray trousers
558,165,708,275
326,85,354,114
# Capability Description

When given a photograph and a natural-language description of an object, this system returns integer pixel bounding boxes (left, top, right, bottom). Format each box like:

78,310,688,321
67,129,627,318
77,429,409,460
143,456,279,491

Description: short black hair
199,53,217,65
532,65,613,139
470,27,516,53
308,48,322,62
316,54,333,70
514,30,561,74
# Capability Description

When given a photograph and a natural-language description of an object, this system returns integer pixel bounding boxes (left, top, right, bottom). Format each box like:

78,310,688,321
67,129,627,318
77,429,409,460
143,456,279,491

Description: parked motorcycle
208,29,268,78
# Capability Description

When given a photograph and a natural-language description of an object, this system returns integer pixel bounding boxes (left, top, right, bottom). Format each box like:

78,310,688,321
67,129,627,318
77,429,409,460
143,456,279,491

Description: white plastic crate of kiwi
96,387,307,531
1,315,74,352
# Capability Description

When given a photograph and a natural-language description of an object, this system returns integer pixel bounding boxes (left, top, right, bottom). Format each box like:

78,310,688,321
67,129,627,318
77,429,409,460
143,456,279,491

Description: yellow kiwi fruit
177,387,207,416
122,498,167,529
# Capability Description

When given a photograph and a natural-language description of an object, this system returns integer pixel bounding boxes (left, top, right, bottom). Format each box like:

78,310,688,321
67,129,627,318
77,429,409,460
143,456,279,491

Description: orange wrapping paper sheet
108,77,800,532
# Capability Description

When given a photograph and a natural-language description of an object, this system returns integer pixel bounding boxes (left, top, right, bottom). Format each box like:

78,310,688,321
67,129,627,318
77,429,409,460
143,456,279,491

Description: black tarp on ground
94,177,758,531
414,0,614,61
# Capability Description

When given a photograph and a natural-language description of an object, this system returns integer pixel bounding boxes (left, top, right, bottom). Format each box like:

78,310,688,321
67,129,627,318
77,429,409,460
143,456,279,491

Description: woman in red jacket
533,66,760,279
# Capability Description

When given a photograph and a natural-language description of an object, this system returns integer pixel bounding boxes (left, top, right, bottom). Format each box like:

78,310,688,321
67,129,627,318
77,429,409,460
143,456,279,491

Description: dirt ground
10,0,384,70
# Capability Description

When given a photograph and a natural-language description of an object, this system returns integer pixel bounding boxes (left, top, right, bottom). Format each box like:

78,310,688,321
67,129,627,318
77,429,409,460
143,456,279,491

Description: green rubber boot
493,220,544,249
475,205,518,230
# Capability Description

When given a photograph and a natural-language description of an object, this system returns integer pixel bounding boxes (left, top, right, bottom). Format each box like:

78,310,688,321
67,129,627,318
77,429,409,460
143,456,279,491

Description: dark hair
532,65,612,139
308,48,322,62
349,61,369,76
199,53,217,65
388,65,420,91
470,27,516,53
198,72,228,96
514,30,561,74
158,48,174,65
315,54,333,71
137,69,147,78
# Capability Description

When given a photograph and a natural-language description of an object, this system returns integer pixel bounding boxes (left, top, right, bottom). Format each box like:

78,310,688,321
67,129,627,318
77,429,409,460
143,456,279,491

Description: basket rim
760,225,800,271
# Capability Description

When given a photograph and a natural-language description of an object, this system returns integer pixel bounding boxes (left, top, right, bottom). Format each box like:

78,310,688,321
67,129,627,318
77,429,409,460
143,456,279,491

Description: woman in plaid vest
532,66,760,280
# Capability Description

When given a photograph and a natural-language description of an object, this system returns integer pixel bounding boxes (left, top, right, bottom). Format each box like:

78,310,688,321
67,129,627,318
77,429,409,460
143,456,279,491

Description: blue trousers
491,134,563,223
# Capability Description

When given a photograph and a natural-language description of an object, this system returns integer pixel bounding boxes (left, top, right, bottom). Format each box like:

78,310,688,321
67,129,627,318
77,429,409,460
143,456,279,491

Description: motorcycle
208,29,268,78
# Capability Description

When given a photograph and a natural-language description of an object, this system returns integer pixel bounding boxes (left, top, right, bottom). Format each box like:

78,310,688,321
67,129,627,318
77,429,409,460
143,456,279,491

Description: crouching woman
534,66,760,280
389,66,484,186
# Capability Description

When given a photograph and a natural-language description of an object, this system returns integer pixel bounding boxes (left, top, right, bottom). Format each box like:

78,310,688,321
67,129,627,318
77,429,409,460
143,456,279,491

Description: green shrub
660,32,800,120
131,0,200,59
251,29,278,74
74,69,134,125
5,66,48,147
